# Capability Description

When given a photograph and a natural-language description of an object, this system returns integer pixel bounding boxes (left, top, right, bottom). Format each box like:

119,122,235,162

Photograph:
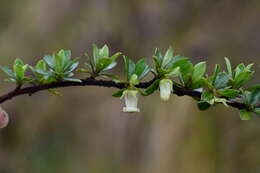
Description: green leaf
162,47,173,68
112,88,126,97
192,78,207,89
140,66,150,80
58,50,71,69
14,58,24,66
246,85,260,92
154,48,163,63
210,64,220,84
224,57,232,77
123,56,135,81
214,98,229,107
110,52,121,61
179,60,193,75
84,62,93,71
154,48,163,61
63,77,81,82
64,61,79,74
213,72,230,89
234,63,245,78
100,52,121,72
92,44,99,67
34,69,49,76
201,91,214,104
165,67,180,78
35,60,47,71
64,56,78,69
217,89,240,98
13,59,27,82
192,61,206,83
100,44,109,57
164,55,183,69
63,50,71,61
254,108,260,115
153,56,161,70
135,59,150,80
179,60,194,86
77,68,91,74
4,78,17,83
246,88,260,105
44,55,55,69
143,79,160,96
246,63,254,71
239,109,253,120
197,101,211,111
103,61,117,71
96,58,113,72
0,66,15,77
166,58,189,73
14,64,25,80
135,59,146,77
243,91,252,105
233,71,254,89
84,52,95,72
54,51,64,72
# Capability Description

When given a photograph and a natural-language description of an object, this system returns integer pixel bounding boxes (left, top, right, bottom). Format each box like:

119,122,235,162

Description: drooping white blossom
122,90,140,113
159,79,173,101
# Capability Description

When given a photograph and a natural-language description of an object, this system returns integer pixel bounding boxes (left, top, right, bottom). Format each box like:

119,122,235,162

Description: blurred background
0,0,260,172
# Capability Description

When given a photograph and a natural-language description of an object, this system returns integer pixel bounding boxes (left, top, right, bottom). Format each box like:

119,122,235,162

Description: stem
0,77,257,111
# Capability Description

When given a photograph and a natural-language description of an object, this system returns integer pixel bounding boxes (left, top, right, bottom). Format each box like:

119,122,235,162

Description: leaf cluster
0,45,259,120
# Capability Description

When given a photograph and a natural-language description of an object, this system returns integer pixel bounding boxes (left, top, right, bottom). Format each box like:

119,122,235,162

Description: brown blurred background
0,0,260,173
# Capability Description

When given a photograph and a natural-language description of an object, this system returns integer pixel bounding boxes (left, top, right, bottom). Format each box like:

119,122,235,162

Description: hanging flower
159,79,173,101
122,90,140,113
0,107,9,128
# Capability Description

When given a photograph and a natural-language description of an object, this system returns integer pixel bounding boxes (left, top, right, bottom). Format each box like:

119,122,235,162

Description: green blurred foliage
0,0,260,173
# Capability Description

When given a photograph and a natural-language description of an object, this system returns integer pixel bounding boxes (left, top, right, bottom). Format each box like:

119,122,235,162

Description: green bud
130,74,139,85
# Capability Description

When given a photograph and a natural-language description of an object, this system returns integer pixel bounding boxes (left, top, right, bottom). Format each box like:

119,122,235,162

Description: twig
0,77,257,110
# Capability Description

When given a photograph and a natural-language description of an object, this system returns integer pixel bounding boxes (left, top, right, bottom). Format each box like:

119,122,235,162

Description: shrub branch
0,77,251,110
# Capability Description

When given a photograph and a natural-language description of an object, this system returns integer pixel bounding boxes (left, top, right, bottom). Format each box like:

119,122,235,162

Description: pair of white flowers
122,79,173,113
0,107,9,128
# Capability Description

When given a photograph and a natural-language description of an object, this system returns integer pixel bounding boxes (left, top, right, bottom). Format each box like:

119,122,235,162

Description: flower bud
0,107,9,128
122,90,140,113
159,79,173,101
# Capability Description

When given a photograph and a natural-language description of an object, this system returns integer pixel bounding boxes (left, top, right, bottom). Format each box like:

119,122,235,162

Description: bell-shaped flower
0,107,9,128
159,79,173,101
122,90,140,113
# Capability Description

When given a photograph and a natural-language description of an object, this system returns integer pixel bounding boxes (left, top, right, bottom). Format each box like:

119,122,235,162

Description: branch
0,77,152,104
0,77,251,110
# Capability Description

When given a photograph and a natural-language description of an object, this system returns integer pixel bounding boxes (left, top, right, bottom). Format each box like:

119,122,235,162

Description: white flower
0,107,9,128
159,79,173,101
122,90,140,113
